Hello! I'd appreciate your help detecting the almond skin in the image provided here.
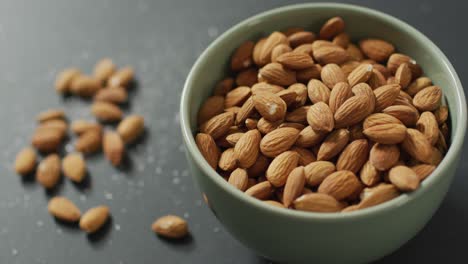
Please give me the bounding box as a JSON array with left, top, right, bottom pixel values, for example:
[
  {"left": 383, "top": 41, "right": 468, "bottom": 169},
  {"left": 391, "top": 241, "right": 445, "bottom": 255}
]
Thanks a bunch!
[
  {"left": 406, "top": 77, "right": 432, "bottom": 96},
  {"left": 411, "top": 164, "right": 436, "bottom": 181},
  {"left": 297, "top": 65, "right": 322, "bottom": 83},
  {"left": 293, "top": 193, "right": 342, "bottom": 212},
  {"left": 313, "top": 45, "right": 349, "bottom": 65},
  {"left": 14, "top": 147, "right": 37, "bottom": 175},
  {"left": 36, "top": 154, "right": 61, "bottom": 189},
  {"left": 48, "top": 197, "right": 81, "bottom": 222},
  {"left": 359, "top": 39, "right": 395, "bottom": 62},
  {"left": 257, "top": 118, "right": 282, "bottom": 134},
  {"left": 197, "top": 96, "right": 225, "bottom": 125},
  {"left": 108, "top": 66, "right": 134, "bottom": 88},
  {"left": 351, "top": 83, "right": 375, "bottom": 115},
  {"left": 363, "top": 113, "right": 402, "bottom": 129},
  {"left": 91, "top": 102, "right": 123, "bottom": 122},
  {"left": 359, "top": 160, "right": 381, "bottom": 186},
  {"left": 55, "top": 68, "right": 81, "bottom": 93},
  {"left": 369, "top": 143, "right": 400, "bottom": 171},
  {"left": 231, "top": 41, "right": 254, "bottom": 71},
  {"left": 228, "top": 168, "right": 249, "bottom": 191},
  {"left": 319, "top": 17, "right": 345, "bottom": 39},
  {"left": 252, "top": 92, "right": 287, "bottom": 122},
  {"left": 276, "top": 89, "right": 299, "bottom": 106},
  {"left": 79, "top": 206, "right": 110, "bottom": 233},
  {"left": 347, "top": 63, "right": 373, "bottom": 87},
  {"left": 304, "top": 161, "right": 336, "bottom": 186},
  {"left": 103, "top": 131, "right": 124, "bottom": 166},
  {"left": 291, "top": 146, "right": 316, "bottom": 166},
  {"left": 401, "top": 128, "right": 433, "bottom": 163},
  {"left": 307, "top": 79, "right": 330, "bottom": 104},
  {"left": 236, "top": 97, "right": 255, "bottom": 125},
  {"left": 334, "top": 96, "right": 370, "bottom": 128},
  {"left": 266, "top": 151, "right": 299, "bottom": 187},
  {"left": 62, "top": 153, "right": 86, "bottom": 183},
  {"left": 225, "top": 132, "right": 244, "bottom": 146},
  {"left": 260, "top": 127, "right": 299, "bottom": 157},
  {"left": 117, "top": 115, "right": 145, "bottom": 144},
  {"left": 93, "top": 58, "right": 116, "bottom": 83},
  {"left": 318, "top": 170, "right": 361, "bottom": 200},
  {"left": 31, "top": 126, "right": 63, "bottom": 153},
  {"left": 276, "top": 52, "right": 314, "bottom": 70},
  {"left": 286, "top": 106, "right": 309, "bottom": 124},
  {"left": 395, "top": 63, "right": 412, "bottom": 89},
  {"left": 214, "top": 77, "right": 234, "bottom": 96},
  {"left": 416, "top": 111, "right": 439, "bottom": 145},
  {"left": 37, "top": 109, "right": 66, "bottom": 123},
  {"left": 71, "top": 120, "right": 102, "bottom": 135},
  {"left": 225, "top": 86, "right": 251, "bottom": 108},
  {"left": 382, "top": 105, "right": 420, "bottom": 127},
  {"left": 251, "top": 82, "right": 284, "bottom": 94},
  {"left": 234, "top": 129, "right": 261, "bottom": 168},
  {"left": 387, "top": 53, "right": 422, "bottom": 77},
  {"left": 259, "top": 62, "right": 297, "bottom": 86},
  {"left": 236, "top": 68, "right": 258, "bottom": 87},
  {"left": 329, "top": 82, "right": 352, "bottom": 113},
  {"left": 295, "top": 126, "right": 326, "bottom": 148},
  {"left": 258, "top": 31, "right": 288, "bottom": 66},
  {"left": 75, "top": 130, "right": 102, "bottom": 154},
  {"left": 245, "top": 181, "right": 273, "bottom": 200},
  {"left": 357, "top": 184, "right": 400, "bottom": 210},
  {"left": 321, "top": 63, "right": 345, "bottom": 89},
  {"left": 271, "top": 44, "right": 293, "bottom": 62},
  {"left": 317, "top": 128, "right": 350, "bottom": 161},
  {"left": 283, "top": 166, "right": 306, "bottom": 207},
  {"left": 288, "top": 31, "right": 316, "bottom": 48},
  {"left": 218, "top": 148, "right": 237, "bottom": 171},
  {"left": 413, "top": 86, "right": 442, "bottom": 111},
  {"left": 373, "top": 84, "right": 401, "bottom": 112},
  {"left": 389, "top": 166, "right": 420, "bottom": 192},
  {"left": 336, "top": 139, "right": 369, "bottom": 173},
  {"left": 195, "top": 133, "right": 220, "bottom": 170},
  {"left": 200, "top": 112, "right": 235, "bottom": 140},
  {"left": 71, "top": 75, "right": 102, "bottom": 97},
  {"left": 247, "top": 154, "right": 270, "bottom": 178},
  {"left": 152, "top": 215, "right": 189, "bottom": 239},
  {"left": 434, "top": 105, "right": 449, "bottom": 125},
  {"left": 363, "top": 123, "right": 407, "bottom": 144}
]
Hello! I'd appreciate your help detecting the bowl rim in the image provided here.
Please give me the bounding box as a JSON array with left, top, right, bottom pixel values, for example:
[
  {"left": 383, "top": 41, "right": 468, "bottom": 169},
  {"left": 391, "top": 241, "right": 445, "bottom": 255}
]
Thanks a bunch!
[{"left": 180, "top": 2, "right": 467, "bottom": 221}]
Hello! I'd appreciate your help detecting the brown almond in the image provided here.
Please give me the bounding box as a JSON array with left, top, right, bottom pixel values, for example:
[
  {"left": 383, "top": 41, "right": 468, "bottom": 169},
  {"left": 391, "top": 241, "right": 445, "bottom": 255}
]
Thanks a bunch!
[
  {"left": 349, "top": 124, "right": 365, "bottom": 140},
  {"left": 295, "top": 126, "right": 326, "bottom": 148},
  {"left": 94, "top": 86, "right": 128, "bottom": 104},
  {"left": 259, "top": 62, "right": 297, "bottom": 86},
  {"left": 71, "top": 75, "right": 102, "bottom": 97},
  {"left": 332, "top": 32, "right": 350, "bottom": 48},
  {"left": 152, "top": 215, "right": 188, "bottom": 239},
  {"left": 231, "top": 41, "right": 255, "bottom": 71},
  {"left": 236, "top": 68, "right": 258, "bottom": 87},
  {"left": 94, "top": 58, "right": 116, "bottom": 83},
  {"left": 336, "top": 139, "right": 369, "bottom": 173},
  {"left": 117, "top": 115, "right": 145, "bottom": 144},
  {"left": 363, "top": 123, "right": 407, "bottom": 144},
  {"left": 359, "top": 160, "right": 381, "bottom": 186},
  {"left": 251, "top": 82, "right": 284, "bottom": 94},
  {"left": 214, "top": 77, "right": 234, "bottom": 96},
  {"left": 91, "top": 102, "right": 123, "bottom": 122},
  {"left": 318, "top": 170, "right": 361, "bottom": 200},
  {"left": 401, "top": 128, "right": 433, "bottom": 163},
  {"left": 369, "top": 143, "right": 400, "bottom": 171},
  {"left": 406, "top": 77, "right": 432, "bottom": 96},
  {"left": 291, "top": 147, "right": 316, "bottom": 166},
  {"left": 228, "top": 168, "right": 249, "bottom": 191},
  {"left": 288, "top": 83, "right": 308, "bottom": 107},
  {"left": 245, "top": 118, "right": 258, "bottom": 130},
  {"left": 48, "top": 197, "right": 81, "bottom": 222},
  {"left": 411, "top": 164, "right": 436, "bottom": 181},
  {"left": 200, "top": 112, "right": 235, "bottom": 139},
  {"left": 271, "top": 44, "right": 293, "bottom": 62},
  {"left": 39, "top": 119, "right": 68, "bottom": 138},
  {"left": 288, "top": 31, "right": 315, "bottom": 48},
  {"left": 351, "top": 83, "right": 375, "bottom": 115},
  {"left": 103, "top": 131, "right": 124, "bottom": 166},
  {"left": 260, "top": 127, "right": 299, "bottom": 157},
  {"left": 293, "top": 43, "right": 314, "bottom": 55},
  {"left": 387, "top": 53, "right": 422, "bottom": 77},
  {"left": 234, "top": 129, "right": 261, "bottom": 168},
  {"left": 55, "top": 68, "right": 81, "bottom": 93},
  {"left": 14, "top": 147, "right": 37, "bottom": 175},
  {"left": 257, "top": 118, "right": 281, "bottom": 134},
  {"left": 317, "top": 128, "right": 350, "bottom": 161},
  {"left": 346, "top": 44, "right": 364, "bottom": 61},
  {"left": 252, "top": 91, "right": 287, "bottom": 122},
  {"left": 413, "top": 86, "right": 442, "bottom": 111},
  {"left": 313, "top": 45, "right": 349, "bottom": 64},
  {"left": 258, "top": 32, "right": 288, "bottom": 66},
  {"left": 282, "top": 167, "right": 306, "bottom": 207},
  {"left": 357, "top": 184, "right": 400, "bottom": 209},
  {"left": 359, "top": 39, "right": 395, "bottom": 62},
  {"left": 307, "top": 102, "right": 334, "bottom": 132},
  {"left": 296, "top": 65, "right": 322, "bottom": 83},
  {"left": 218, "top": 148, "right": 238, "bottom": 171},
  {"left": 264, "top": 200, "right": 286, "bottom": 208},
  {"left": 108, "top": 66, "right": 134, "bottom": 88},
  {"left": 341, "top": 61, "right": 360, "bottom": 77},
  {"left": 247, "top": 154, "right": 270, "bottom": 178},
  {"left": 224, "top": 132, "right": 243, "bottom": 146},
  {"left": 253, "top": 38, "right": 267, "bottom": 66},
  {"left": 416, "top": 111, "right": 439, "bottom": 145},
  {"left": 373, "top": 84, "right": 401, "bottom": 112},
  {"left": 389, "top": 166, "right": 420, "bottom": 191},
  {"left": 285, "top": 106, "right": 309, "bottom": 124},
  {"left": 434, "top": 105, "right": 449, "bottom": 125},
  {"left": 195, "top": 133, "right": 220, "bottom": 170},
  {"left": 276, "top": 89, "right": 298, "bottom": 106},
  {"left": 334, "top": 95, "right": 370, "bottom": 128},
  {"left": 71, "top": 120, "right": 102, "bottom": 135},
  {"left": 293, "top": 193, "right": 342, "bottom": 212},
  {"left": 368, "top": 68, "right": 387, "bottom": 89},
  {"left": 395, "top": 63, "right": 412, "bottom": 89},
  {"left": 36, "top": 154, "right": 61, "bottom": 189},
  {"left": 245, "top": 181, "right": 273, "bottom": 200},
  {"left": 37, "top": 109, "right": 65, "bottom": 123},
  {"left": 307, "top": 79, "right": 330, "bottom": 104},
  {"left": 62, "top": 153, "right": 86, "bottom": 183},
  {"left": 329, "top": 82, "right": 352, "bottom": 113},
  {"left": 79, "top": 206, "right": 110, "bottom": 233},
  {"left": 319, "top": 17, "right": 345, "bottom": 39},
  {"left": 321, "top": 63, "right": 346, "bottom": 89},
  {"left": 383, "top": 105, "right": 420, "bottom": 127},
  {"left": 276, "top": 52, "right": 314, "bottom": 70},
  {"left": 75, "top": 129, "right": 102, "bottom": 154},
  {"left": 363, "top": 113, "right": 402, "bottom": 129},
  {"left": 266, "top": 151, "right": 299, "bottom": 187},
  {"left": 31, "top": 127, "right": 63, "bottom": 153},
  {"left": 225, "top": 86, "right": 251, "bottom": 108},
  {"left": 347, "top": 63, "right": 373, "bottom": 87},
  {"left": 304, "top": 161, "right": 336, "bottom": 186}
]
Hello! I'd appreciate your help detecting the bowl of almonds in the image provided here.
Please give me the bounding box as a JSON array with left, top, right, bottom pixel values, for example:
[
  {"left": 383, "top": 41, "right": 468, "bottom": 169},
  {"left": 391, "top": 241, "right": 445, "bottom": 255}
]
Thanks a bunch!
[{"left": 180, "top": 3, "right": 467, "bottom": 263}]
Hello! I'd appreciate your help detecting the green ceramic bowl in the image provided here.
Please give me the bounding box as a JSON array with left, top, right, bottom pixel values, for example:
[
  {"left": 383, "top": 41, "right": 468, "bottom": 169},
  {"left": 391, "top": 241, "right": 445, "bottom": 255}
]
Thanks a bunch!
[{"left": 180, "top": 3, "right": 467, "bottom": 263}]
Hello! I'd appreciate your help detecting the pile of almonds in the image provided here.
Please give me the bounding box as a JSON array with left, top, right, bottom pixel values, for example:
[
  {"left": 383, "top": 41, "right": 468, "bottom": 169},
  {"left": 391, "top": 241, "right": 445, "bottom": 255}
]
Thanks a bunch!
[
  {"left": 14, "top": 59, "right": 146, "bottom": 234},
  {"left": 196, "top": 17, "right": 450, "bottom": 213}
]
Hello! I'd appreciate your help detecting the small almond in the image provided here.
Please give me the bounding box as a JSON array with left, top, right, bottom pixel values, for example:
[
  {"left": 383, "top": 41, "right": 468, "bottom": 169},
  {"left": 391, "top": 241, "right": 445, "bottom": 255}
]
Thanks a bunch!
[
  {"left": 234, "top": 96, "right": 254, "bottom": 125},
  {"left": 336, "top": 139, "right": 369, "bottom": 173},
  {"left": 271, "top": 44, "right": 293, "bottom": 62},
  {"left": 313, "top": 45, "right": 349, "bottom": 65},
  {"left": 318, "top": 170, "right": 361, "bottom": 200},
  {"left": 351, "top": 83, "right": 375, "bottom": 115},
  {"left": 48, "top": 197, "right": 81, "bottom": 222},
  {"left": 117, "top": 115, "right": 145, "bottom": 144},
  {"left": 195, "top": 133, "right": 220, "bottom": 170},
  {"left": 288, "top": 31, "right": 315, "bottom": 48},
  {"left": 93, "top": 58, "right": 116, "bottom": 83},
  {"left": 334, "top": 95, "right": 370, "bottom": 128},
  {"left": 236, "top": 68, "right": 258, "bottom": 87},
  {"left": 363, "top": 123, "right": 407, "bottom": 144},
  {"left": 296, "top": 65, "right": 322, "bottom": 83},
  {"left": 225, "top": 132, "right": 244, "bottom": 146},
  {"left": 14, "top": 147, "right": 37, "bottom": 175},
  {"left": 79, "top": 206, "right": 110, "bottom": 233},
  {"left": 283, "top": 166, "right": 306, "bottom": 207},
  {"left": 71, "top": 120, "right": 102, "bottom": 135},
  {"left": 260, "top": 127, "right": 299, "bottom": 157},
  {"left": 317, "top": 129, "right": 349, "bottom": 161},
  {"left": 228, "top": 168, "right": 249, "bottom": 191},
  {"left": 266, "top": 151, "right": 299, "bottom": 187},
  {"left": 401, "top": 128, "right": 433, "bottom": 163},
  {"left": 368, "top": 68, "right": 387, "bottom": 89},
  {"left": 359, "top": 160, "right": 381, "bottom": 186},
  {"left": 357, "top": 184, "right": 400, "bottom": 209},
  {"left": 388, "top": 166, "right": 420, "bottom": 191},
  {"left": 406, "top": 77, "right": 432, "bottom": 96},
  {"left": 251, "top": 82, "right": 284, "bottom": 94},
  {"left": 259, "top": 62, "right": 297, "bottom": 86},
  {"left": 411, "top": 164, "right": 436, "bottom": 181},
  {"left": 373, "top": 84, "right": 401, "bottom": 112},
  {"left": 369, "top": 143, "right": 400, "bottom": 171},
  {"left": 152, "top": 215, "right": 188, "bottom": 239},
  {"left": 108, "top": 66, "right": 134, "bottom": 88},
  {"left": 293, "top": 193, "right": 342, "bottom": 212},
  {"left": 359, "top": 39, "right": 395, "bottom": 62},
  {"left": 346, "top": 44, "right": 364, "bottom": 61},
  {"left": 363, "top": 113, "right": 402, "bottom": 129},
  {"left": 285, "top": 106, "right": 309, "bottom": 124},
  {"left": 416, "top": 111, "right": 439, "bottom": 145},
  {"left": 231, "top": 41, "right": 255, "bottom": 71},
  {"left": 214, "top": 77, "right": 234, "bottom": 96},
  {"left": 234, "top": 129, "right": 261, "bottom": 168},
  {"left": 94, "top": 86, "right": 128, "bottom": 104},
  {"left": 252, "top": 91, "right": 287, "bottom": 122},
  {"left": 36, "top": 154, "right": 61, "bottom": 189},
  {"left": 307, "top": 79, "right": 330, "bottom": 104},
  {"left": 276, "top": 89, "right": 298, "bottom": 106},
  {"left": 295, "top": 126, "right": 326, "bottom": 148},
  {"left": 257, "top": 117, "right": 282, "bottom": 134},
  {"left": 276, "top": 52, "right": 314, "bottom": 70},
  {"left": 395, "top": 63, "right": 412, "bottom": 89},
  {"left": 319, "top": 17, "right": 345, "bottom": 39},
  {"left": 71, "top": 75, "right": 102, "bottom": 97},
  {"left": 304, "top": 161, "right": 336, "bottom": 186},
  {"left": 434, "top": 105, "right": 449, "bottom": 125},
  {"left": 332, "top": 32, "right": 350, "bottom": 48},
  {"left": 413, "top": 86, "right": 442, "bottom": 111},
  {"left": 37, "top": 109, "right": 66, "bottom": 123},
  {"left": 75, "top": 130, "right": 102, "bottom": 154},
  {"left": 382, "top": 105, "right": 420, "bottom": 127},
  {"left": 225, "top": 86, "right": 251, "bottom": 108},
  {"left": 200, "top": 112, "right": 235, "bottom": 140},
  {"left": 258, "top": 32, "right": 288, "bottom": 66},
  {"left": 347, "top": 63, "right": 373, "bottom": 87},
  {"left": 103, "top": 131, "right": 124, "bottom": 166},
  {"left": 306, "top": 102, "right": 334, "bottom": 132},
  {"left": 62, "top": 153, "right": 86, "bottom": 182},
  {"left": 321, "top": 64, "right": 346, "bottom": 89},
  {"left": 387, "top": 53, "right": 422, "bottom": 77},
  {"left": 55, "top": 68, "right": 81, "bottom": 93},
  {"left": 247, "top": 154, "right": 270, "bottom": 178},
  {"left": 91, "top": 102, "right": 123, "bottom": 122},
  {"left": 329, "top": 82, "right": 352, "bottom": 113},
  {"left": 291, "top": 146, "right": 316, "bottom": 166},
  {"left": 32, "top": 126, "right": 63, "bottom": 153},
  {"left": 218, "top": 148, "right": 238, "bottom": 171},
  {"left": 245, "top": 181, "right": 273, "bottom": 200}
]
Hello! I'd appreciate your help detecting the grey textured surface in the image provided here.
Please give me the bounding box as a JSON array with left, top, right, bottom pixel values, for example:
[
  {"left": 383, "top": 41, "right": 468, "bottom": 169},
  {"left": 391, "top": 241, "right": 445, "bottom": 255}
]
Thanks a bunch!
[{"left": 0, "top": 0, "right": 466, "bottom": 263}]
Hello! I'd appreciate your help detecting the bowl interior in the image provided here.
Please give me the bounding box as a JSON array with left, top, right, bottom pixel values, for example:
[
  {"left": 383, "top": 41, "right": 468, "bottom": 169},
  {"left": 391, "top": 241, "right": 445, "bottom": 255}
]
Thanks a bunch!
[{"left": 181, "top": 3, "right": 466, "bottom": 218}]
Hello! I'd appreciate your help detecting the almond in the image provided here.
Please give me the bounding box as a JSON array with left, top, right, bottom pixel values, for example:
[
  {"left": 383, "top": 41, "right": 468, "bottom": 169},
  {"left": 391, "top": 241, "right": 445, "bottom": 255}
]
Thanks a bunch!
[
  {"left": 358, "top": 39, "right": 395, "bottom": 62},
  {"left": 93, "top": 58, "right": 116, "bottom": 83},
  {"left": 152, "top": 215, "right": 188, "bottom": 239},
  {"left": 39, "top": 119, "right": 68, "bottom": 138},
  {"left": 395, "top": 63, "right": 412, "bottom": 89},
  {"left": 293, "top": 193, "right": 342, "bottom": 212},
  {"left": 214, "top": 77, "right": 234, "bottom": 96},
  {"left": 75, "top": 129, "right": 102, "bottom": 154},
  {"left": 336, "top": 139, "right": 369, "bottom": 173},
  {"left": 247, "top": 154, "right": 270, "bottom": 178},
  {"left": 245, "top": 181, "right": 273, "bottom": 200},
  {"left": 195, "top": 133, "right": 220, "bottom": 170},
  {"left": 416, "top": 111, "right": 439, "bottom": 145},
  {"left": 276, "top": 52, "right": 314, "bottom": 70},
  {"left": 293, "top": 43, "right": 314, "bottom": 55},
  {"left": 276, "top": 89, "right": 298, "bottom": 106},
  {"left": 319, "top": 17, "right": 345, "bottom": 39},
  {"left": 71, "top": 120, "right": 102, "bottom": 135},
  {"left": 382, "top": 105, "right": 420, "bottom": 127},
  {"left": 363, "top": 123, "right": 407, "bottom": 144},
  {"left": 318, "top": 170, "right": 361, "bottom": 200},
  {"left": 313, "top": 45, "right": 349, "bottom": 64},
  {"left": 304, "top": 161, "right": 336, "bottom": 186},
  {"left": 357, "top": 184, "right": 399, "bottom": 209},
  {"left": 31, "top": 127, "right": 63, "bottom": 153},
  {"left": 359, "top": 160, "right": 381, "bottom": 186},
  {"left": 368, "top": 68, "right": 387, "bottom": 89},
  {"left": 260, "top": 127, "right": 299, "bottom": 157},
  {"left": 225, "top": 86, "right": 251, "bottom": 108},
  {"left": 258, "top": 32, "right": 288, "bottom": 66},
  {"left": 251, "top": 82, "right": 284, "bottom": 94},
  {"left": 259, "top": 62, "right": 297, "bottom": 86},
  {"left": 388, "top": 166, "right": 420, "bottom": 191},
  {"left": 401, "top": 128, "right": 433, "bottom": 163},
  {"left": 387, "top": 53, "right": 422, "bottom": 77},
  {"left": 103, "top": 131, "right": 124, "bottom": 166},
  {"left": 117, "top": 115, "right": 145, "bottom": 144},
  {"left": 266, "top": 151, "right": 299, "bottom": 187},
  {"left": 296, "top": 65, "right": 322, "bottom": 83},
  {"left": 334, "top": 95, "right": 370, "bottom": 128},
  {"left": 406, "top": 77, "right": 432, "bottom": 96},
  {"left": 287, "top": 83, "right": 308, "bottom": 107},
  {"left": 411, "top": 164, "right": 436, "bottom": 181},
  {"left": 234, "top": 129, "right": 261, "bottom": 168},
  {"left": 108, "top": 66, "right": 134, "bottom": 88},
  {"left": 321, "top": 63, "right": 345, "bottom": 89},
  {"left": 231, "top": 41, "right": 255, "bottom": 71},
  {"left": 307, "top": 79, "right": 330, "bottom": 104},
  {"left": 36, "top": 154, "right": 61, "bottom": 189},
  {"left": 14, "top": 147, "right": 37, "bottom": 175},
  {"left": 55, "top": 68, "right": 81, "bottom": 93},
  {"left": 271, "top": 44, "right": 293, "bottom": 62},
  {"left": 346, "top": 44, "right": 364, "bottom": 61},
  {"left": 373, "top": 84, "right": 401, "bottom": 112},
  {"left": 329, "top": 82, "right": 352, "bottom": 113},
  {"left": 434, "top": 105, "right": 449, "bottom": 125},
  {"left": 413, "top": 86, "right": 442, "bottom": 111},
  {"left": 369, "top": 143, "right": 400, "bottom": 171},
  {"left": 200, "top": 112, "right": 235, "bottom": 139},
  {"left": 252, "top": 38, "right": 267, "bottom": 66},
  {"left": 62, "top": 153, "right": 86, "bottom": 183},
  {"left": 283, "top": 166, "right": 306, "bottom": 207},
  {"left": 295, "top": 126, "right": 326, "bottom": 148},
  {"left": 257, "top": 117, "right": 282, "bottom": 134},
  {"left": 225, "top": 132, "right": 244, "bottom": 147},
  {"left": 341, "top": 61, "right": 360, "bottom": 76},
  {"left": 228, "top": 168, "right": 249, "bottom": 191},
  {"left": 91, "top": 102, "right": 123, "bottom": 122},
  {"left": 79, "top": 206, "right": 110, "bottom": 233},
  {"left": 218, "top": 148, "right": 238, "bottom": 171},
  {"left": 252, "top": 91, "right": 287, "bottom": 122},
  {"left": 306, "top": 102, "right": 334, "bottom": 132},
  {"left": 347, "top": 63, "right": 373, "bottom": 87},
  {"left": 37, "top": 109, "right": 65, "bottom": 123},
  {"left": 291, "top": 146, "right": 316, "bottom": 166},
  {"left": 363, "top": 113, "right": 402, "bottom": 129},
  {"left": 245, "top": 118, "right": 258, "bottom": 130},
  {"left": 332, "top": 32, "right": 350, "bottom": 48},
  {"left": 94, "top": 86, "right": 128, "bottom": 104},
  {"left": 285, "top": 106, "right": 309, "bottom": 124},
  {"left": 351, "top": 83, "right": 375, "bottom": 115},
  {"left": 236, "top": 68, "right": 258, "bottom": 87},
  {"left": 264, "top": 200, "right": 286, "bottom": 208},
  {"left": 48, "top": 197, "right": 81, "bottom": 222},
  {"left": 71, "top": 75, "right": 102, "bottom": 97},
  {"left": 317, "top": 128, "right": 349, "bottom": 161}
]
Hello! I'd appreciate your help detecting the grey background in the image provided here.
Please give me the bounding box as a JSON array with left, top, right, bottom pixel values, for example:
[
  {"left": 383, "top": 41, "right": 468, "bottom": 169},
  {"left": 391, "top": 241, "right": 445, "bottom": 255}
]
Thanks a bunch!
[{"left": 0, "top": 0, "right": 466, "bottom": 263}]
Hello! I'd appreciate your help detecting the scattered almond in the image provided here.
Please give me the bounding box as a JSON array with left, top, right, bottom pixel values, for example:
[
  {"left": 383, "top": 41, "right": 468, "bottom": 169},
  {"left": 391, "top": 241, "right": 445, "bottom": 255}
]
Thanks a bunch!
[
  {"left": 14, "top": 147, "right": 37, "bottom": 175},
  {"left": 388, "top": 166, "right": 420, "bottom": 192},
  {"left": 152, "top": 215, "right": 189, "bottom": 239},
  {"left": 91, "top": 101, "right": 123, "bottom": 122},
  {"left": 103, "top": 131, "right": 124, "bottom": 166},
  {"left": 48, "top": 197, "right": 81, "bottom": 222},
  {"left": 62, "top": 153, "right": 86, "bottom": 183},
  {"left": 79, "top": 206, "right": 110, "bottom": 233},
  {"left": 36, "top": 154, "right": 61, "bottom": 189},
  {"left": 75, "top": 129, "right": 102, "bottom": 154},
  {"left": 108, "top": 66, "right": 134, "bottom": 88},
  {"left": 117, "top": 115, "right": 145, "bottom": 144},
  {"left": 37, "top": 109, "right": 65, "bottom": 123},
  {"left": 94, "top": 86, "right": 128, "bottom": 104},
  {"left": 55, "top": 68, "right": 81, "bottom": 93}
]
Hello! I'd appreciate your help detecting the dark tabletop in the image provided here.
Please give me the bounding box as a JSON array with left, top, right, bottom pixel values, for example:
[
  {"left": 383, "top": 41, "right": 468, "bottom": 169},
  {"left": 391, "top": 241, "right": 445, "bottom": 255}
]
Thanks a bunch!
[{"left": 0, "top": 0, "right": 466, "bottom": 263}]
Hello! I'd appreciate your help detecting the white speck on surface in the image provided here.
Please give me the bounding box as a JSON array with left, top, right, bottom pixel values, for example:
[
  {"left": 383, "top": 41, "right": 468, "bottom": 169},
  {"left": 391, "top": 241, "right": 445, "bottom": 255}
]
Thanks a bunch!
[
  {"left": 11, "top": 248, "right": 18, "bottom": 256},
  {"left": 79, "top": 195, "right": 87, "bottom": 202},
  {"left": 267, "top": 103, "right": 278, "bottom": 115},
  {"left": 208, "top": 26, "right": 219, "bottom": 38},
  {"left": 213, "top": 227, "right": 220, "bottom": 233},
  {"left": 183, "top": 212, "right": 189, "bottom": 219},
  {"left": 36, "top": 220, "right": 44, "bottom": 227},
  {"left": 172, "top": 177, "right": 180, "bottom": 185},
  {"left": 115, "top": 224, "right": 121, "bottom": 231},
  {"left": 155, "top": 167, "right": 162, "bottom": 175},
  {"left": 56, "top": 228, "right": 62, "bottom": 234},
  {"left": 104, "top": 191, "right": 113, "bottom": 200}
]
